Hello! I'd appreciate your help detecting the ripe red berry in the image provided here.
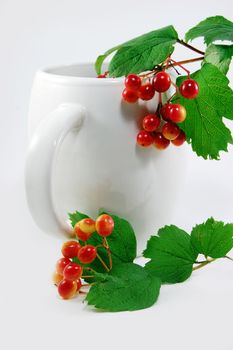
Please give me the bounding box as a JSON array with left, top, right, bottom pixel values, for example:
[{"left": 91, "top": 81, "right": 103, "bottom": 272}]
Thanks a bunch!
[
  {"left": 63, "top": 263, "right": 83, "bottom": 281},
  {"left": 78, "top": 245, "right": 97, "bottom": 264},
  {"left": 153, "top": 71, "right": 171, "bottom": 92},
  {"left": 160, "top": 103, "right": 173, "bottom": 121},
  {"left": 122, "top": 89, "right": 138, "bottom": 103},
  {"left": 154, "top": 133, "right": 170, "bottom": 150},
  {"left": 168, "top": 104, "right": 186, "bottom": 123},
  {"left": 180, "top": 79, "right": 199, "bottom": 99},
  {"left": 56, "top": 257, "right": 71, "bottom": 275},
  {"left": 137, "top": 130, "right": 154, "bottom": 147},
  {"left": 78, "top": 218, "right": 96, "bottom": 234},
  {"left": 142, "top": 114, "right": 160, "bottom": 132},
  {"left": 96, "top": 214, "right": 114, "bottom": 237},
  {"left": 172, "top": 130, "right": 186, "bottom": 146},
  {"left": 74, "top": 223, "right": 92, "bottom": 241},
  {"left": 125, "top": 74, "right": 141, "bottom": 91},
  {"left": 97, "top": 74, "right": 106, "bottom": 78},
  {"left": 58, "top": 279, "right": 77, "bottom": 299},
  {"left": 61, "top": 241, "right": 81, "bottom": 259},
  {"left": 162, "top": 122, "right": 180, "bottom": 141},
  {"left": 138, "top": 83, "right": 155, "bottom": 100}
]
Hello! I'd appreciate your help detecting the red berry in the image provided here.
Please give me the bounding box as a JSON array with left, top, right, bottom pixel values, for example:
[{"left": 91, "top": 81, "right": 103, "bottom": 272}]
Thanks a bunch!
[
  {"left": 74, "top": 224, "right": 92, "bottom": 241},
  {"left": 76, "top": 279, "right": 82, "bottom": 292},
  {"left": 56, "top": 257, "right": 71, "bottom": 275},
  {"left": 96, "top": 214, "right": 114, "bottom": 237},
  {"left": 160, "top": 103, "right": 173, "bottom": 121},
  {"left": 180, "top": 79, "right": 199, "bottom": 99},
  {"left": 138, "top": 83, "right": 155, "bottom": 100},
  {"left": 172, "top": 130, "right": 186, "bottom": 146},
  {"left": 137, "top": 130, "right": 154, "bottom": 147},
  {"left": 168, "top": 104, "right": 186, "bottom": 123},
  {"left": 58, "top": 279, "right": 77, "bottom": 299},
  {"left": 61, "top": 241, "right": 81, "bottom": 259},
  {"left": 154, "top": 133, "right": 170, "bottom": 150},
  {"left": 122, "top": 89, "right": 138, "bottom": 103},
  {"left": 97, "top": 74, "right": 106, "bottom": 78},
  {"left": 162, "top": 122, "right": 180, "bottom": 141},
  {"left": 78, "top": 218, "right": 96, "bottom": 234},
  {"left": 142, "top": 114, "right": 160, "bottom": 132},
  {"left": 52, "top": 271, "right": 63, "bottom": 286},
  {"left": 78, "top": 245, "right": 97, "bottom": 264},
  {"left": 153, "top": 71, "right": 171, "bottom": 92},
  {"left": 125, "top": 74, "right": 141, "bottom": 91},
  {"left": 63, "top": 263, "right": 83, "bottom": 281}
]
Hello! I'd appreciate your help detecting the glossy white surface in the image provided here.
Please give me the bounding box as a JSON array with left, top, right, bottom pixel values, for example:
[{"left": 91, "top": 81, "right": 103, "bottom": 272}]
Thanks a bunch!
[{"left": 26, "top": 63, "right": 188, "bottom": 252}]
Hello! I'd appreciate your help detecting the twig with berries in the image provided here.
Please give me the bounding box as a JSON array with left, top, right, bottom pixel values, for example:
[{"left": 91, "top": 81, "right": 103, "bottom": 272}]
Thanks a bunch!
[{"left": 53, "top": 214, "right": 115, "bottom": 300}]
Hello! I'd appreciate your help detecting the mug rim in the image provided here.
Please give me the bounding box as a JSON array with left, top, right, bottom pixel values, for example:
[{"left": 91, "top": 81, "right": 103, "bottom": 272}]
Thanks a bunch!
[{"left": 37, "top": 62, "right": 125, "bottom": 85}]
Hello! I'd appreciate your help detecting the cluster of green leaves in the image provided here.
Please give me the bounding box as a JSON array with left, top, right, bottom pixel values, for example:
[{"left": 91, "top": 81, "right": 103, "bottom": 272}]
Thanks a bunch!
[
  {"left": 95, "top": 15, "right": 233, "bottom": 160},
  {"left": 69, "top": 212, "right": 233, "bottom": 312},
  {"left": 144, "top": 218, "right": 233, "bottom": 284}
]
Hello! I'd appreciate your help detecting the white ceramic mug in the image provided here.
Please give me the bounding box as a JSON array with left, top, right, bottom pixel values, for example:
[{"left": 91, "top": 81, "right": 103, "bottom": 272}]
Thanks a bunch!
[{"left": 25, "top": 63, "right": 187, "bottom": 252}]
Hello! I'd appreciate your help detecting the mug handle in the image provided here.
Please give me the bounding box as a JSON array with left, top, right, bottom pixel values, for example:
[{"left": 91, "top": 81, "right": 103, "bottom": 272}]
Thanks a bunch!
[{"left": 25, "top": 103, "right": 86, "bottom": 236}]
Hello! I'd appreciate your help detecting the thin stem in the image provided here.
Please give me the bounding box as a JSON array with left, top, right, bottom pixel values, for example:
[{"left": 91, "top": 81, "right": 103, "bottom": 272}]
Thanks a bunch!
[
  {"left": 83, "top": 266, "right": 95, "bottom": 272},
  {"left": 193, "top": 258, "right": 216, "bottom": 271},
  {"left": 81, "top": 275, "right": 95, "bottom": 278},
  {"left": 224, "top": 255, "right": 233, "bottom": 262},
  {"left": 177, "top": 39, "right": 205, "bottom": 55},
  {"left": 103, "top": 237, "right": 113, "bottom": 270},
  {"left": 81, "top": 282, "right": 97, "bottom": 287},
  {"left": 169, "top": 58, "right": 190, "bottom": 78},
  {"left": 96, "top": 253, "right": 110, "bottom": 272},
  {"left": 139, "top": 57, "right": 204, "bottom": 79}
]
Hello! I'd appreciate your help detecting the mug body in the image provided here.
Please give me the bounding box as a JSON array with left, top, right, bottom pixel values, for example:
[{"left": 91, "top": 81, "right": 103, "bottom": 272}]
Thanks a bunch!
[{"left": 28, "top": 63, "right": 187, "bottom": 252}]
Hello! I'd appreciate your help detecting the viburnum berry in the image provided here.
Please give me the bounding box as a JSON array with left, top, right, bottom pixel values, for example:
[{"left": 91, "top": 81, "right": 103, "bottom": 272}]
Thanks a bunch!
[
  {"left": 58, "top": 279, "right": 77, "bottom": 299},
  {"left": 142, "top": 114, "right": 160, "bottom": 132},
  {"left": 52, "top": 271, "right": 63, "bottom": 286},
  {"left": 125, "top": 74, "right": 141, "bottom": 91},
  {"left": 61, "top": 241, "right": 81, "bottom": 259},
  {"left": 153, "top": 71, "right": 171, "bottom": 92},
  {"left": 96, "top": 214, "right": 114, "bottom": 237},
  {"left": 63, "top": 262, "right": 83, "bottom": 281},
  {"left": 78, "top": 218, "right": 96, "bottom": 234},
  {"left": 154, "top": 133, "right": 170, "bottom": 150},
  {"left": 160, "top": 103, "right": 173, "bottom": 121},
  {"left": 97, "top": 74, "right": 106, "bottom": 78},
  {"left": 138, "top": 83, "right": 155, "bottom": 100},
  {"left": 122, "top": 89, "right": 138, "bottom": 103},
  {"left": 56, "top": 257, "right": 71, "bottom": 275},
  {"left": 137, "top": 130, "right": 154, "bottom": 147},
  {"left": 78, "top": 245, "right": 97, "bottom": 264},
  {"left": 180, "top": 79, "right": 199, "bottom": 99},
  {"left": 168, "top": 104, "right": 186, "bottom": 123},
  {"left": 162, "top": 122, "right": 180, "bottom": 141},
  {"left": 74, "top": 223, "right": 92, "bottom": 241},
  {"left": 172, "top": 130, "right": 186, "bottom": 146}
]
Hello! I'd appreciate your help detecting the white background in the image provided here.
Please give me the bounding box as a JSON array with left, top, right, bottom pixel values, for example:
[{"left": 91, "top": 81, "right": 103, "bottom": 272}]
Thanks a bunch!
[{"left": 1, "top": 0, "right": 233, "bottom": 349}]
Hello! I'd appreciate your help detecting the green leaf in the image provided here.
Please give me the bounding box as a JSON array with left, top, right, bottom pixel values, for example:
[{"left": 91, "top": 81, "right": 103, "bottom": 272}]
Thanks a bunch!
[
  {"left": 108, "top": 26, "right": 178, "bottom": 77},
  {"left": 174, "top": 63, "right": 233, "bottom": 159},
  {"left": 185, "top": 16, "right": 233, "bottom": 45},
  {"left": 191, "top": 218, "right": 233, "bottom": 259},
  {"left": 95, "top": 45, "right": 121, "bottom": 75},
  {"left": 204, "top": 44, "right": 233, "bottom": 74},
  {"left": 68, "top": 211, "right": 88, "bottom": 228},
  {"left": 144, "top": 225, "right": 198, "bottom": 283},
  {"left": 86, "top": 263, "right": 161, "bottom": 312}
]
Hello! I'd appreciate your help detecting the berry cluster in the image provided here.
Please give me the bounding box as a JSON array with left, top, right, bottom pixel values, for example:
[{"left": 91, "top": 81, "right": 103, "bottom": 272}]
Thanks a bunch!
[
  {"left": 53, "top": 214, "right": 114, "bottom": 300},
  {"left": 121, "top": 60, "right": 199, "bottom": 151}
]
